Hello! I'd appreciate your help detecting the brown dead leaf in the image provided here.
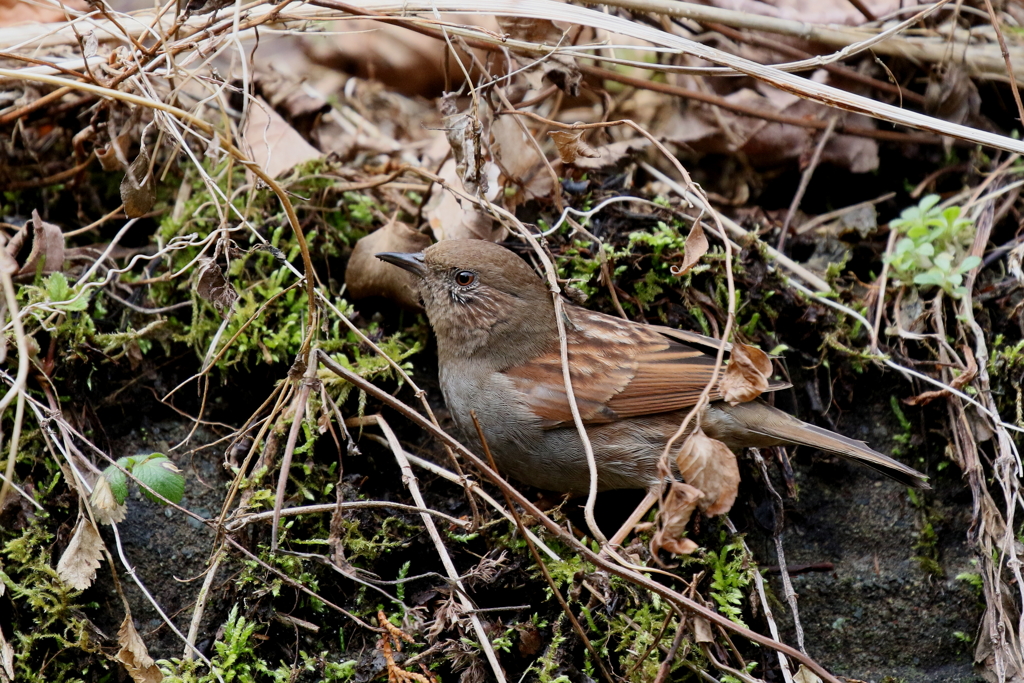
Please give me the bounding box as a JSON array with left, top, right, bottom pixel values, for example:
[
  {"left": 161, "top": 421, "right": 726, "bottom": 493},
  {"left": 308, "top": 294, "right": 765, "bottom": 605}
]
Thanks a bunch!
[
  {"left": 90, "top": 477, "right": 127, "bottom": 525},
  {"left": 346, "top": 216, "right": 430, "bottom": 309},
  {"left": 194, "top": 258, "right": 238, "bottom": 318},
  {"left": 244, "top": 96, "right": 320, "bottom": 179},
  {"left": 650, "top": 482, "right": 702, "bottom": 556},
  {"left": 120, "top": 150, "right": 156, "bottom": 218},
  {"left": 346, "top": 216, "right": 431, "bottom": 309},
  {"left": 792, "top": 665, "right": 824, "bottom": 683},
  {"left": 116, "top": 614, "right": 162, "bottom": 683},
  {"left": 549, "top": 130, "right": 599, "bottom": 165},
  {"left": 252, "top": 70, "right": 329, "bottom": 139},
  {"left": 302, "top": 18, "right": 491, "bottom": 98},
  {"left": 490, "top": 116, "right": 554, "bottom": 201},
  {"left": 675, "top": 427, "right": 740, "bottom": 516},
  {"left": 5, "top": 209, "right": 65, "bottom": 278},
  {"left": 56, "top": 516, "right": 105, "bottom": 590},
  {"left": 571, "top": 138, "right": 650, "bottom": 171},
  {"left": 692, "top": 616, "right": 714, "bottom": 643},
  {"left": 0, "top": 0, "right": 87, "bottom": 26},
  {"left": 440, "top": 94, "right": 487, "bottom": 197},
  {"left": 496, "top": 16, "right": 581, "bottom": 96},
  {"left": 425, "top": 159, "right": 505, "bottom": 242},
  {"left": 97, "top": 133, "right": 131, "bottom": 172},
  {"left": 672, "top": 222, "right": 708, "bottom": 277},
  {"left": 925, "top": 64, "right": 981, "bottom": 130},
  {"left": 720, "top": 342, "right": 772, "bottom": 405}
]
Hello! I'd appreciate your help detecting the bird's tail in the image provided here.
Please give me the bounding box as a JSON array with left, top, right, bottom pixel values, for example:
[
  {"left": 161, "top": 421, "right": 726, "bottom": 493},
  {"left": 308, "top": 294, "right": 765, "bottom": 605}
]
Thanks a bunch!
[{"left": 705, "top": 400, "right": 930, "bottom": 489}]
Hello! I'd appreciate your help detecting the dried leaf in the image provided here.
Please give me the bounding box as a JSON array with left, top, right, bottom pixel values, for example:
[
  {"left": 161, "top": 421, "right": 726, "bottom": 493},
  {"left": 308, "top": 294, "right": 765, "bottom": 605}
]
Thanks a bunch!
[
  {"left": 925, "top": 64, "right": 980, "bottom": 128},
  {"left": 116, "top": 615, "right": 162, "bottom": 683},
  {"left": 243, "top": 96, "right": 320, "bottom": 179},
  {"left": 1008, "top": 242, "right": 1024, "bottom": 283},
  {"left": 97, "top": 133, "right": 131, "bottom": 172},
  {"left": 496, "top": 16, "right": 581, "bottom": 96},
  {"left": 6, "top": 209, "right": 65, "bottom": 278},
  {"left": 692, "top": 616, "right": 714, "bottom": 643},
  {"left": 672, "top": 222, "right": 708, "bottom": 277},
  {"left": 650, "top": 482, "right": 702, "bottom": 556},
  {"left": 425, "top": 159, "right": 505, "bottom": 242},
  {"left": 83, "top": 30, "right": 98, "bottom": 59},
  {"left": 346, "top": 216, "right": 431, "bottom": 309},
  {"left": 490, "top": 115, "right": 554, "bottom": 201},
  {"left": 720, "top": 342, "right": 772, "bottom": 405},
  {"left": 194, "top": 258, "right": 238, "bottom": 318},
  {"left": 90, "top": 476, "right": 127, "bottom": 525},
  {"left": 792, "top": 665, "right": 823, "bottom": 683},
  {"left": 549, "top": 130, "right": 599, "bottom": 165},
  {"left": 675, "top": 427, "right": 740, "bottom": 516},
  {"left": 440, "top": 94, "right": 487, "bottom": 197},
  {"left": 0, "top": 0, "right": 87, "bottom": 25},
  {"left": 120, "top": 150, "right": 155, "bottom": 218},
  {"left": 56, "top": 516, "right": 104, "bottom": 590},
  {"left": 570, "top": 137, "right": 650, "bottom": 171},
  {"left": 302, "top": 18, "right": 493, "bottom": 98}
]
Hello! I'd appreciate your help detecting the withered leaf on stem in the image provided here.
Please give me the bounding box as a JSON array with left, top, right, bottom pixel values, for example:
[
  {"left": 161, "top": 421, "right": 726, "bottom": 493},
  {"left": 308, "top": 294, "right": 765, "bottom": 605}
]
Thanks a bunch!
[
  {"left": 650, "top": 482, "right": 702, "bottom": 556},
  {"left": 116, "top": 615, "right": 162, "bottom": 683},
  {"left": 720, "top": 342, "right": 772, "bottom": 405},
  {"left": 346, "top": 216, "right": 431, "bottom": 310},
  {"left": 675, "top": 426, "right": 740, "bottom": 516},
  {"left": 56, "top": 515, "right": 105, "bottom": 590},
  {"left": 549, "top": 130, "right": 599, "bottom": 165},
  {"left": 440, "top": 94, "right": 487, "bottom": 197},
  {"left": 671, "top": 222, "right": 708, "bottom": 277},
  {"left": 195, "top": 258, "right": 238, "bottom": 318},
  {"left": 89, "top": 476, "right": 127, "bottom": 524},
  {"left": 120, "top": 150, "right": 155, "bottom": 218},
  {"left": 5, "top": 209, "right": 65, "bottom": 278},
  {"left": 97, "top": 133, "right": 131, "bottom": 172}
]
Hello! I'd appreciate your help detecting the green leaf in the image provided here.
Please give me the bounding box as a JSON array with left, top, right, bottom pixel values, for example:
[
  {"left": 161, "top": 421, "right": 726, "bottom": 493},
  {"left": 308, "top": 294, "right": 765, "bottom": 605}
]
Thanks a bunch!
[
  {"left": 919, "top": 194, "right": 941, "bottom": 213},
  {"left": 45, "top": 273, "right": 90, "bottom": 311},
  {"left": 933, "top": 252, "right": 954, "bottom": 272},
  {"left": 958, "top": 255, "right": 982, "bottom": 273},
  {"left": 913, "top": 270, "right": 944, "bottom": 287},
  {"left": 131, "top": 454, "right": 185, "bottom": 504},
  {"left": 103, "top": 464, "right": 129, "bottom": 505}
]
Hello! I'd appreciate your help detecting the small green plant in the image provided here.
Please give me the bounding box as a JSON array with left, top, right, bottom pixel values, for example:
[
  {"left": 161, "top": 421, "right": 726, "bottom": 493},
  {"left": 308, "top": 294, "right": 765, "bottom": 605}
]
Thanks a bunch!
[
  {"left": 704, "top": 534, "right": 754, "bottom": 627},
  {"left": 885, "top": 194, "right": 980, "bottom": 298},
  {"left": 91, "top": 453, "right": 185, "bottom": 512},
  {"left": 956, "top": 570, "right": 984, "bottom": 595}
]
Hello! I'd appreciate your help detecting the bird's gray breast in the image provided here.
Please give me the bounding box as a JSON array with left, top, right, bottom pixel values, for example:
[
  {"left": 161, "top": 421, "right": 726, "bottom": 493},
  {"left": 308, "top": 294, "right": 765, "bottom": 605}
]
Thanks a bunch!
[{"left": 438, "top": 360, "right": 579, "bottom": 490}]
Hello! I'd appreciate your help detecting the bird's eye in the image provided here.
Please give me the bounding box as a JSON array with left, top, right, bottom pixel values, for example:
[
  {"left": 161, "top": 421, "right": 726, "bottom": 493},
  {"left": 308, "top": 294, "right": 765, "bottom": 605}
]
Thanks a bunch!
[{"left": 454, "top": 270, "right": 476, "bottom": 287}]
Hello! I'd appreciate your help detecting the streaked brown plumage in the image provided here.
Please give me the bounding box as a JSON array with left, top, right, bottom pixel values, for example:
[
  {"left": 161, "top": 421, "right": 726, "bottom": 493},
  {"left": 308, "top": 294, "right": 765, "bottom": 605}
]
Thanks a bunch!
[{"left": 377, "top": 239, "right": 929, "bottom": 495}]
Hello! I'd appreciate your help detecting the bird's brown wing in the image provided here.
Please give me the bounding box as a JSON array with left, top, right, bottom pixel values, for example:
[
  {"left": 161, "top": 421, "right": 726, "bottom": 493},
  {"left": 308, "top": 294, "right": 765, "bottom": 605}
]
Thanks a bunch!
[{"left": 503, "top": 306, "right": 737, "bottom": 428}]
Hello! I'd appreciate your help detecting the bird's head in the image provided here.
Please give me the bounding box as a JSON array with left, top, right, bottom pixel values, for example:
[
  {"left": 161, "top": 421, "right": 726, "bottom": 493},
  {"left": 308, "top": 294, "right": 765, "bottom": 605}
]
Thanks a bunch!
[{"left": 377, "top": 240, "right": 556, "bottom": 363}]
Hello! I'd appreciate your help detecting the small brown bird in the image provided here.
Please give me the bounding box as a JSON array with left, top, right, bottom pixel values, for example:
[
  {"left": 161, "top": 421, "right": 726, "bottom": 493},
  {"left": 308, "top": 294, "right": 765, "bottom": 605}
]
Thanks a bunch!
[{"left": 377, "top": 240, "right": 928, "bottom": 497}]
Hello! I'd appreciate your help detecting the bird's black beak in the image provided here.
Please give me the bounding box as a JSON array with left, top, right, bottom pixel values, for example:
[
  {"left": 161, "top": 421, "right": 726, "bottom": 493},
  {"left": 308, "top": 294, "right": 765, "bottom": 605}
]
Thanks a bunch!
[{"left": 376, "top": 251, "right": 427, "bottom": 278}]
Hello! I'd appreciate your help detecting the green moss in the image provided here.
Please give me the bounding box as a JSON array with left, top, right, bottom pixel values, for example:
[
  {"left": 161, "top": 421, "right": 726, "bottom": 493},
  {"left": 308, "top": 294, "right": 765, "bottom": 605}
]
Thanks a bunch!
[{"left": 160, "top": 605, "right": 357, "bottom": 682}]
